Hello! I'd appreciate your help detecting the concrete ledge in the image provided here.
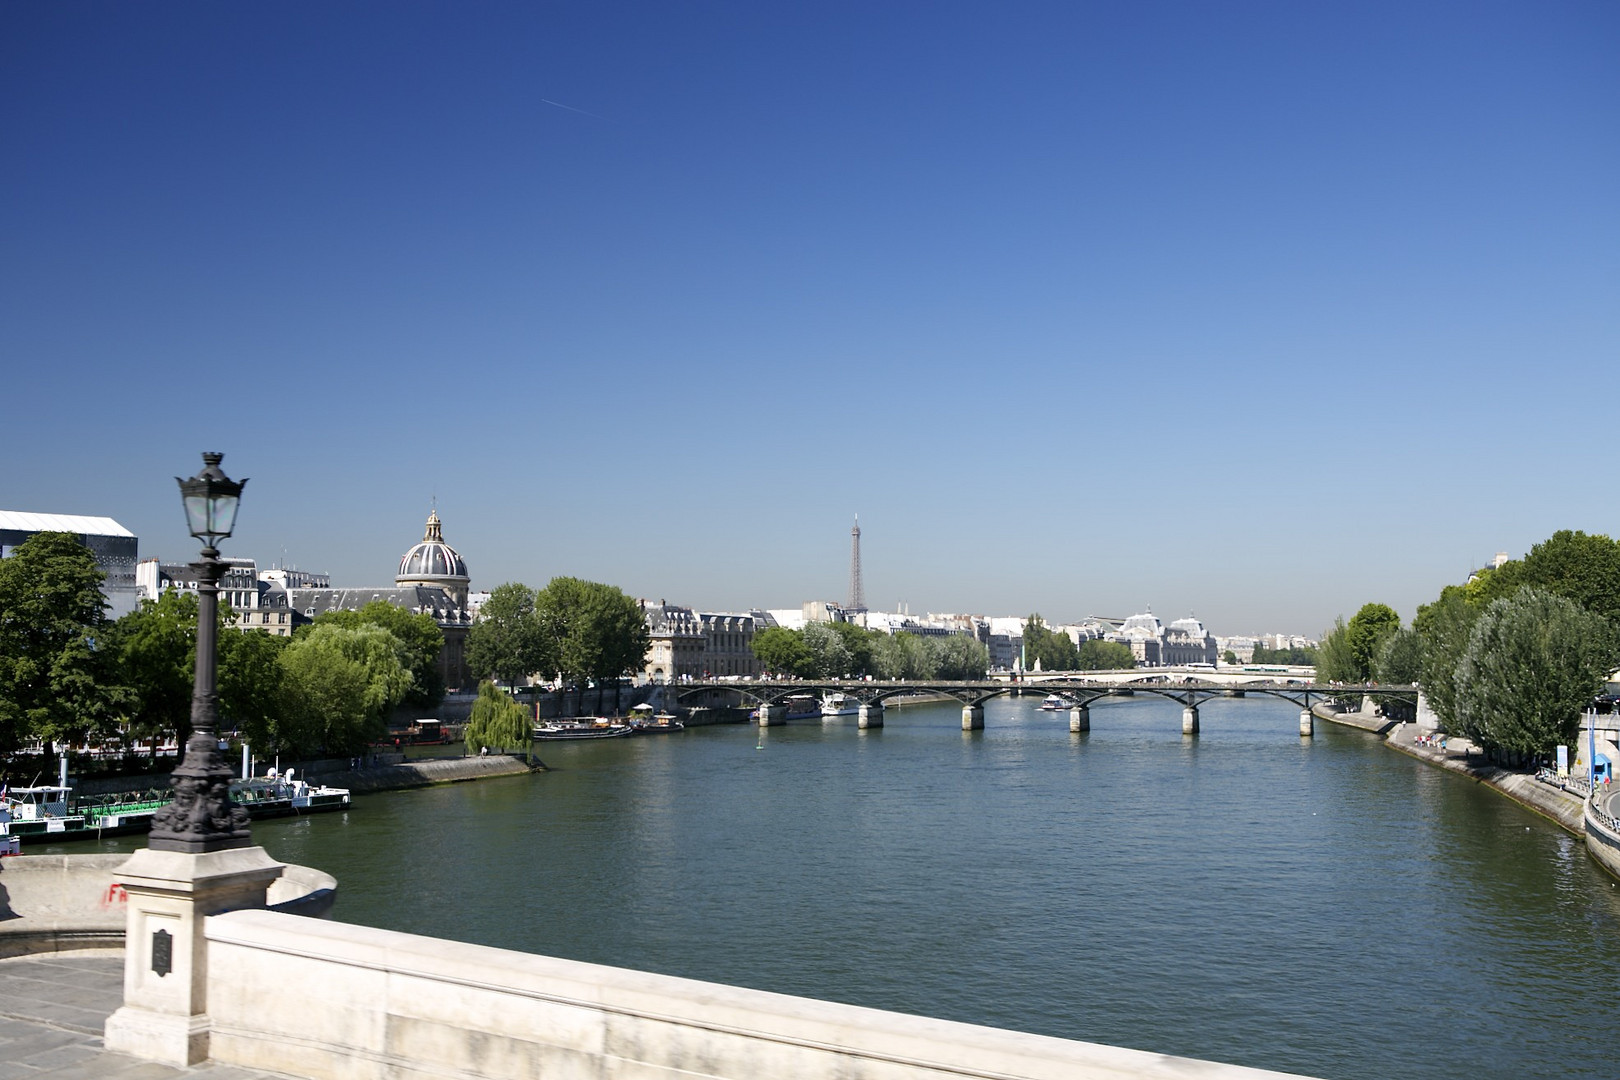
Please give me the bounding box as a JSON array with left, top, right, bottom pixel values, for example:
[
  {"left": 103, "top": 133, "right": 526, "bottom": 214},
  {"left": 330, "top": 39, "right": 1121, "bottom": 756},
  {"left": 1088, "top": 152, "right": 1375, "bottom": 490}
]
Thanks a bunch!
[
  {"left": 0, "top": 854, "right": 336, "bottom": 958},
  {"left": 204, "top": 909, "right": 1319, "bottom": 1080}
]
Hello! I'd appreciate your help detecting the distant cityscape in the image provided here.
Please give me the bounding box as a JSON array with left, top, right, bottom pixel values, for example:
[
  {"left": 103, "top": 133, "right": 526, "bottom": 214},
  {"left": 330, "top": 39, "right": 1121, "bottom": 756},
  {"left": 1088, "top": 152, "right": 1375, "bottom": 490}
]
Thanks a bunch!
[{"left": 2, "top": 508, "right": 1319, "bottom": 690}]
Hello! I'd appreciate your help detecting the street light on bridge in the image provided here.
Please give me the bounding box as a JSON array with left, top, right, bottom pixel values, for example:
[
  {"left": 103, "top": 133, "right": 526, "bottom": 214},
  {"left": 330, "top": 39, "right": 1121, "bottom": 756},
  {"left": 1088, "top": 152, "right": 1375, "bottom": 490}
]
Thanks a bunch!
[{"left": 148, "top": 452, "right": 253, "bottom": 854}]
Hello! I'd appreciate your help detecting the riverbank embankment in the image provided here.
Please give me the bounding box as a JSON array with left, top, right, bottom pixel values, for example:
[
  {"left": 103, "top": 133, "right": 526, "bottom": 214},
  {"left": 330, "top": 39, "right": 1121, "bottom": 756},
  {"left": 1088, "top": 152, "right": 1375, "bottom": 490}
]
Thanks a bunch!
[
  {"left": 1312, "top": 703, "right": 1585, "bottom": 836},
  {"left": 302, "top": 752, "right": 542, "bottom": 793}
]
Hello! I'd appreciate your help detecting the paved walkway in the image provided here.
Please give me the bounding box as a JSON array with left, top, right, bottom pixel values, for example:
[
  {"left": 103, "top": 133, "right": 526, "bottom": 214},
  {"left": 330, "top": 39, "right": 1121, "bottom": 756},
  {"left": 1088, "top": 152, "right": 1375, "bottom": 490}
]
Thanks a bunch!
[{"left": 0, "top": 952, "right": 297, "bottom": 1079}]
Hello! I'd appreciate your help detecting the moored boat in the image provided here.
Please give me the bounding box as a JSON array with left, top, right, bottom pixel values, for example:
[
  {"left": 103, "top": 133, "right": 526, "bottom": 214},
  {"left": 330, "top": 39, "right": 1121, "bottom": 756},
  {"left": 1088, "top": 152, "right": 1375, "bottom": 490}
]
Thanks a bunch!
[
  {"left": 821, "top": 693, "right": 859, "bottom": 717},
  {"left": 628, "top": 704, "right": 685, "bottom": 733},
  {"left": 782, "top": 695, "right": 822, "bottom": 720},
  {"left": 534, "top": 718, "right": 635, "bottom": 740}
]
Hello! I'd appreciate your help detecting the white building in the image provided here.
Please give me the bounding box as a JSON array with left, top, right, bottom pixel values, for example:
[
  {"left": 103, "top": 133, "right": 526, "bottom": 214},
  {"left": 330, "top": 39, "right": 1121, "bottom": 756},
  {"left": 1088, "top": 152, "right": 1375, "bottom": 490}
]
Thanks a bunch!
[{"left": 0, "top": 511, "right": 140, "bottom": 618}]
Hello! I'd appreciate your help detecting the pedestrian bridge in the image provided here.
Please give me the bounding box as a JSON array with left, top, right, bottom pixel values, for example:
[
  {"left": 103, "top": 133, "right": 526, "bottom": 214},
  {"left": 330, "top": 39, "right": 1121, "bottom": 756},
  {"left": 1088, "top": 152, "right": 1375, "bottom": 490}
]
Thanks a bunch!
[{"left": 668, "top": 677, "right": 1415, "bottom": 736}]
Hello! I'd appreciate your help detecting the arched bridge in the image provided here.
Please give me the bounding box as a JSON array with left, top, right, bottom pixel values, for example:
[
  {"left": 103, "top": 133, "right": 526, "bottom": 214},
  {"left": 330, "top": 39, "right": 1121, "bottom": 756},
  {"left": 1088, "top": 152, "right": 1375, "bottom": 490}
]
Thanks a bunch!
[{"left": 666, "top": 678, "right": 1416, "bottom": 736}]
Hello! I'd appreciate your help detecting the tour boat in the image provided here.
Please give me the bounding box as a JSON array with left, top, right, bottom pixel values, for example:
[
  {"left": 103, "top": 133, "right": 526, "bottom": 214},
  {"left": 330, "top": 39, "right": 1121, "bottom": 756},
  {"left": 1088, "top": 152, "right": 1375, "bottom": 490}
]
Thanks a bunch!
[
  {"left": 627, "top": 705, "right": 685, "bottom": 733},
  {"left": 0, "top": 772, "right": 350, "bottom": 847},
  {"left": 821, "top": 693, "right": 860, "bottom": 717},
  {"left": 534, "top": 719, "right": 635, "bottom": 740},
  {"left": 1040, "top": 695, "right": 1071, "bottom": 711}
]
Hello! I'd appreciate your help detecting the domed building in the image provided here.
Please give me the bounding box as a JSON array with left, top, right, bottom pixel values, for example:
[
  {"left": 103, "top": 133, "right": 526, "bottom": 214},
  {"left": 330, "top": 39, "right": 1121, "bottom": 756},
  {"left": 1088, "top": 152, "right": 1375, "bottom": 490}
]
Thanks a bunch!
[
  {"left": 1163, "top": 616, "right": 1218, "bottom": 667},
  {"left": 396, "top": 509, "right": 470, "bottom": 609},
  {"left": 283, "top": 508, "right": 474, "bottom": 691}
]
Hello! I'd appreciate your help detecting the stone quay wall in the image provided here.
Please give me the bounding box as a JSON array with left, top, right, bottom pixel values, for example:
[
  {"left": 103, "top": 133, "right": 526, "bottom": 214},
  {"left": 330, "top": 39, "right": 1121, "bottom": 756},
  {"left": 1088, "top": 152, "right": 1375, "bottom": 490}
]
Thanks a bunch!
[{"left": 201, "top": 908, "right": 1318, "bottom": 1080}]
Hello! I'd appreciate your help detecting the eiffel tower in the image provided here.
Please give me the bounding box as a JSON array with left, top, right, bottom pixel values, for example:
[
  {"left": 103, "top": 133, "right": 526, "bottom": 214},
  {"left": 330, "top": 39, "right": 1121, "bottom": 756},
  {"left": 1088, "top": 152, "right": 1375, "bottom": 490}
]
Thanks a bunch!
[{"left": 846, "top": 516, "right": 867, "bottom": 614}]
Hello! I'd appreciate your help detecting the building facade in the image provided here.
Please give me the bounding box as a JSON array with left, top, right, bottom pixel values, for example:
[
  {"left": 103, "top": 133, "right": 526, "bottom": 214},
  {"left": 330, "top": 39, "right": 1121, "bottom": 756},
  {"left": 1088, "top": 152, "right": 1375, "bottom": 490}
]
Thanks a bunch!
[{"left": 1, "top": 511, "right": 140, "bottom": 617}]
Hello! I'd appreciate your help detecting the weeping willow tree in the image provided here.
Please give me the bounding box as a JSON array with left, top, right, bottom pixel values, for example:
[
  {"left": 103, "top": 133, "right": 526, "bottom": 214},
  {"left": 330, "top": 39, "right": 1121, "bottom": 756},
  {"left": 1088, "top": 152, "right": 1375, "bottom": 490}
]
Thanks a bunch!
[{"left": 464, "top": 681, "right": 533, "bottom": 763}]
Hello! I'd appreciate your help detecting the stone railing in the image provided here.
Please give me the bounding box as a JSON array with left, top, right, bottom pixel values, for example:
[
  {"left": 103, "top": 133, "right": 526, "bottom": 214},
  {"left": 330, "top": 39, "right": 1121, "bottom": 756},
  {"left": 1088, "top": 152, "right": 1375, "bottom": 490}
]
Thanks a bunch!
[
  {"left": 0, "top": 853, "right": 335, "bottom": 959},
  {"left": 1535, "top": 767, "right": 1592, "bottom": 800},
  {"left": 200, "top": 909, "right": 1318, "bottom": 1080}
]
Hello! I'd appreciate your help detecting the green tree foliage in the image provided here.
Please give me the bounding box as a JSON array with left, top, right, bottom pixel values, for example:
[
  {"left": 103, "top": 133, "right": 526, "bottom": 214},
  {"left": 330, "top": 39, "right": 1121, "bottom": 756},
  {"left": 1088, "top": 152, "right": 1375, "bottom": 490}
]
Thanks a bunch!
[
  {"left": 1315, "top": 618, "right": 1357, "bottom": 684},
  {"left": 309, "top": 601, "right": 444, "bottom": 708},
  {"left": 1453, "top": 587, "right": 1618, "bottom": 760},
  {"left": 464, "top": 680, "right": 532, "bottom": 759},
  {"left": 279, "top": 624, "right": 413, "bottom": 753},
  {"left": 0, "top": 532, "right": 128, "bottom": 755},
  {"left": 933, "top": 633, "right": 990, "bottom": 679},
  {"left": 466, "top": 582, "right": 552, "bottom": 686},
  {"left": 1077, "top": 639, "right": 1135, "bottom": 670},
  {"left": 1345, "top": 603, "right": 1401, "bottom": 681},
  {"left": 826, "top": 620, "right": 879, "bottom": 677},
  {"left": 1222, "top": 650, "right": 1238, "bottom": 666},
  {"left": 751, "top": 626, "right": 811, "bottom": 676},
  {"left": 1022, "top": 615, "right": 1080, "bottom": 671},
  {"left": 873, "top": 631, "right": 934, "bottom": 679},
  {"left": 1249, "top": 645, "right": 1317, "bottom": 666},
  {"left": 534, "top": 577, "right": 650, "bottom": 712},
  {"left": 218, "top": 627, "right": 291, "bottom": 753},
  {"left": 109, "top": 590, "right": 199, "bottom": 747},
  {"left": 1412, "top": 585, "right": 1480, "bottom": 729},
  {"left": 1373, "top": 627, "right": 1423, "bottom": 685},
  {"left": 801, "top": 621, "right": 852, "bottom": 678}
]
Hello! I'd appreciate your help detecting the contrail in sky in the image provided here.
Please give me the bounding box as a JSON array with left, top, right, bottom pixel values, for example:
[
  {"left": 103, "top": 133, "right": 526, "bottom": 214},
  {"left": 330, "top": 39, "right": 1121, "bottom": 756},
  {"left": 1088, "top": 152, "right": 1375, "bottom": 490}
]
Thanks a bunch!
[{"left": 541, "top": 98, "right": 610, "bottom": 121}]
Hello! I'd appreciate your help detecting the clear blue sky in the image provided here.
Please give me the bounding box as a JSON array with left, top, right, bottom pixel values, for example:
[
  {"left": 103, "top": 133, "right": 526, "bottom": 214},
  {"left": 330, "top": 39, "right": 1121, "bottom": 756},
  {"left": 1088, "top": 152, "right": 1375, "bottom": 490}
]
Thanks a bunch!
[{"left": 3, "top": 1, "right": 1616, "bottom": 636}]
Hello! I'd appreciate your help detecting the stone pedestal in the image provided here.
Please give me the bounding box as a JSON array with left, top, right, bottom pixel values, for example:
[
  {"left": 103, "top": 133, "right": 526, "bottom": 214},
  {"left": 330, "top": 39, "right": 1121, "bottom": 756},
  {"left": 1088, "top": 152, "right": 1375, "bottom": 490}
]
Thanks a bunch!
[
  {"left": 104, "top": 846, "right": 285, "bottom": 1067},
  {"left": 757, "top": 704, "right": 783, "bottom": 727},
  {"left": 857, "top": 704, "right": 883, "bottom": 729},
  {"left": 1299, "top": 709, "right": 1314, "bottom": 737},
  {"left": 1069, "top": 706, "right": 1090, "bottom": 733},
  {"left": 1182, "top": 706, "right": 1200, "bottom": 735},
  {"left": 962, "top": 704, "right": 984, "bottom": 731}
]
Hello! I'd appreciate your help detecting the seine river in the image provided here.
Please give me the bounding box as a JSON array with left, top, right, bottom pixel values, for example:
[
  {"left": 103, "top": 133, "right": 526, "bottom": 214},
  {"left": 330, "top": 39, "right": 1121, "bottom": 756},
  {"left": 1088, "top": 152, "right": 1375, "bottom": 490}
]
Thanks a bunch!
[{"left": 61, "top": 695, "right": 1620, "bottom": 1079}]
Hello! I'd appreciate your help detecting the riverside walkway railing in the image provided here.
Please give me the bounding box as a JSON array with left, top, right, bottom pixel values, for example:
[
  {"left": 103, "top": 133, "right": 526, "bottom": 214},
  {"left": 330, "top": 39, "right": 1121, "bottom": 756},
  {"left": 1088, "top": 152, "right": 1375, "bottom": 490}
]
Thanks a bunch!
[{"left": 1536, "top": 767, "right": 1592, "bottom": 800}]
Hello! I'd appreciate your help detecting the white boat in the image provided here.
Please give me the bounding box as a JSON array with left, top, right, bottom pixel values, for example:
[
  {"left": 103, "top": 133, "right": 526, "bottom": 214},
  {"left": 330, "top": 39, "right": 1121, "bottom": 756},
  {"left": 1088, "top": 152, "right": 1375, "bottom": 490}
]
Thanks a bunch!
[
  {"left": 821, "top": 693, "right": 860, "bottom": 717},
  {"left": 1040, "top": 695, "right": 1071, "bottom": 711},
  {"left": 534, "top": 719, "right": 635, "bottom": 740}
]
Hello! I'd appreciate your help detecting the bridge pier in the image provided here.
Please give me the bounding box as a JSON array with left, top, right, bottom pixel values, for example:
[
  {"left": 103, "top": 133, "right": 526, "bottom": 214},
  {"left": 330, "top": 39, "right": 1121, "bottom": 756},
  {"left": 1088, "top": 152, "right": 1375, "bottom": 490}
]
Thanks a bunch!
[
  {"left": 757, "top": 703, "right": 784, "bottom": 727},
  {"left": 1299, "top": 709, "right": 1314, "bottom": 737},
  {"left": 857, "top": 703, "right": 883, "bottom": 729},
  {"left": 1182, "top": 706, "right": 1199, "bottom": 735},
  {"left": 1069, "top": 706, "right": 1090, "bottom": 733},
  {"left": 962, "top": 704, "right": 984, "bottom": 731}
]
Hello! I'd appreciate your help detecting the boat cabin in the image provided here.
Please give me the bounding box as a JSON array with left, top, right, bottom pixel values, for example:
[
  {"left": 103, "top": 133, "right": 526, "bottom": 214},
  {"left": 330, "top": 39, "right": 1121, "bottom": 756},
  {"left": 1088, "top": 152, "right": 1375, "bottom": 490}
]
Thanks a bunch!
[{"left": 2, "top": 786, "right": 72, "bottom": 821}]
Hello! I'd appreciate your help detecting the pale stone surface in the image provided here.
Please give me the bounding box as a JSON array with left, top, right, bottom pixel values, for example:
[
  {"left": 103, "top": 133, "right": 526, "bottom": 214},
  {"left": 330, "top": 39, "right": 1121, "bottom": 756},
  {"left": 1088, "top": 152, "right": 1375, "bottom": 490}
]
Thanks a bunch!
[
  {"left": 961, "top": 704, "right": 984, "bottom": 730},
  {"left": 858, "top": 703, "right": 884, "bottom": 729},
  {"left": 1182, "top": 706, "right": 1199, "bottom": 735},
  {"left": 202, "top": 910, "right": 1322, "bottom": 1080},
  {"left": 1070, "top": 706, "right": 1090, "bottom": 733},
  {"left": 104, "top": 847, "right": 285, "bottom": 1068},
  {"left": 1299, "top": 709, "right": 1313, "bottom": 737},
  {"left": 756, "top": 703, "right": 783, "bottom": 727}
]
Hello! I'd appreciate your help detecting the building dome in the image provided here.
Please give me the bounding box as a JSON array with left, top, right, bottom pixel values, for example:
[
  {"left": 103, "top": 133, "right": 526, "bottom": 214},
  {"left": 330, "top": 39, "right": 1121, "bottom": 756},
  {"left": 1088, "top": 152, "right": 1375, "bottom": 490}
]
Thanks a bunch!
[{"left": 396, "top": 510, "right": 469, "bottom": 604}]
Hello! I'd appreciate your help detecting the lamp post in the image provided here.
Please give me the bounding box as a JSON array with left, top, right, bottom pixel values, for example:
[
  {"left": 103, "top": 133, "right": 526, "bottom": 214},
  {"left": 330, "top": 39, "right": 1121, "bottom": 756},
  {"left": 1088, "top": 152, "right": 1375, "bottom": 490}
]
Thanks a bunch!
[{"left": 148, "top": 452, "right": 253, "bottom": 853}]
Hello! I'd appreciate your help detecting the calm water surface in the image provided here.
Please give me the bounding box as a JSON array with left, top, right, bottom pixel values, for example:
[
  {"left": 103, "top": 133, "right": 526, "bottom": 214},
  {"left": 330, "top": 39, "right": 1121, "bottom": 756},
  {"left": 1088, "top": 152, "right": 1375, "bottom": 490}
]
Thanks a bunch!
[{"left": 62, "top": 696, "right": 1620, "bottom": 1079}]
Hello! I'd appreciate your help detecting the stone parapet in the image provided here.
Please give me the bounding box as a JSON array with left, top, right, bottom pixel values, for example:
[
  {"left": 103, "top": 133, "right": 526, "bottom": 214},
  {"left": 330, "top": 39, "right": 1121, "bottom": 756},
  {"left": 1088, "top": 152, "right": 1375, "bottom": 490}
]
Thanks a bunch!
[{"left": 202, "top": 909, "right": 1321, "bottom": 1080}]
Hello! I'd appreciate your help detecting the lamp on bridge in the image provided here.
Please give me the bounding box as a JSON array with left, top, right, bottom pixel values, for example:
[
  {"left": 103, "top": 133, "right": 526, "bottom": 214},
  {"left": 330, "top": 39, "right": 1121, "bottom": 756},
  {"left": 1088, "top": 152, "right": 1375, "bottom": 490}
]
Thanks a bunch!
[{"left": 148, "top": 452, "right": 253, "bottom": 853}]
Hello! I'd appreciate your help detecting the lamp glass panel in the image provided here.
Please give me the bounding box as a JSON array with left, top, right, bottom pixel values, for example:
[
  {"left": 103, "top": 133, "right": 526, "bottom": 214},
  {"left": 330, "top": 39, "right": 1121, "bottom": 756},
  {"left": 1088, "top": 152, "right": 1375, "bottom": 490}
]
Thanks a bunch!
[
  {"left": 208, "top": 494, "right": 240, "bottom": 538},
  {"left": 183, "top": 494, "right": 212, "bottom": 539}
]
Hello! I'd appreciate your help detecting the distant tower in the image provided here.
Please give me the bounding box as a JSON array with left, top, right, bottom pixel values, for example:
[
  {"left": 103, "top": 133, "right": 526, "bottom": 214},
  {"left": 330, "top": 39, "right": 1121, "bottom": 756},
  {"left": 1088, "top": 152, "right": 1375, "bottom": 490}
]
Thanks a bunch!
[{"left": 846, "top": 516, "right": 866, "bottom": 613}]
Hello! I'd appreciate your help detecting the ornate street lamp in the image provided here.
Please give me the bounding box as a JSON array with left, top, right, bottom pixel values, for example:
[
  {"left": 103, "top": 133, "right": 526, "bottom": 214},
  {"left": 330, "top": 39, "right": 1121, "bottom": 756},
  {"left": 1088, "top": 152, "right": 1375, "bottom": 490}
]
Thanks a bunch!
[{"left": 148, "top": 452, "right": 253, "bottom": 853}]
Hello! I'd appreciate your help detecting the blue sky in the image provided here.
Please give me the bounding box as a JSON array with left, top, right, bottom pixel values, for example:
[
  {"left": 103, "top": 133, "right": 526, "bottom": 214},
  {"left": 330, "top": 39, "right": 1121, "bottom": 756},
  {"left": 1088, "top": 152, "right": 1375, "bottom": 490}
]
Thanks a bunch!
[{"left": 3, "top": 1, "right": 1616, "bottom": 635}]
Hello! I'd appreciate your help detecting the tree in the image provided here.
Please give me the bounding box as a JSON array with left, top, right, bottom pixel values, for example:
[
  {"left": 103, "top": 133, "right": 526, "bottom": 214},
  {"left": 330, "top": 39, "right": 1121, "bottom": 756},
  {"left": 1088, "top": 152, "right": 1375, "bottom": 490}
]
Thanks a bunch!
[
  {"left": 1251, "top": 645, "right": 1317, "bottom": 666},
  {"left": 1412, "top": 585, "right": 1478, "bottom": 730},
  {"left": 1022, "top": 615, "right": 1079, "bottom": 672},
  {"left": 873, "top": 632, "right": 934, "bottom": 680},
  {"left": 1222, "top": 650, "right": 1239, "bottom": 667},
  {"left": 1077, "top": 639, "right": 1135, "bottom": 670},
  {"left": 310, "top": 600, "right": 445, "bottom": 709},
  {"left": 218, "top": 626, "right": 291, "bottom": 754},
  {"left": 464, "top": 680, "right": 533, "bottom": 761},
  {"left": 1519, "top": 530, "right": 1620, "bottom": 624},
  {"left": 1315, "top": 617, "right": 1357, "bottom": 684},
  {"left": 1345, "top": 603, "right": 1401, "bottom": 681},
  {"left": 801, "top": 621, "right": 852, "bottom": 679},
  {"left": 108, "top": 590, "right": 199, "bottom": 751},
  {"left": 467, "top": 583, "right": 552, "bottom": 687},
  {"left": 752, "top": 626, "right": 811, "bottom": 676},
  {"left": 0, "top": 531, "right": 126, "bottom": 756},
  {"left": 1373, "top": 627, "right": 1423, "bottom": 685},
  {"left": 826, "top": 620, "right": 879, "bottom": 677},
  {"left": 1453, "top": 587, "right": 1617, "bottom": 761},
  {"left": 279, "top": 624, "right": 413, "bottom": 753},
  {"left": 934, "top": 633, "right": 990, "bottom": 679},
  {"left": 534, "top": 577, "right": 649, "bottom": 713}
]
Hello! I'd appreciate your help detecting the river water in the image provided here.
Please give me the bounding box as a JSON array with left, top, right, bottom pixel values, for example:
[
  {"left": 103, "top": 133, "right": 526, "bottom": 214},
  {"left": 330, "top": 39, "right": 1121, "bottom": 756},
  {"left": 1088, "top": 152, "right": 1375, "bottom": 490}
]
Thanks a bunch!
[{"left": 56, "top": 696, "right": 1620, "bottom": 1080}]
